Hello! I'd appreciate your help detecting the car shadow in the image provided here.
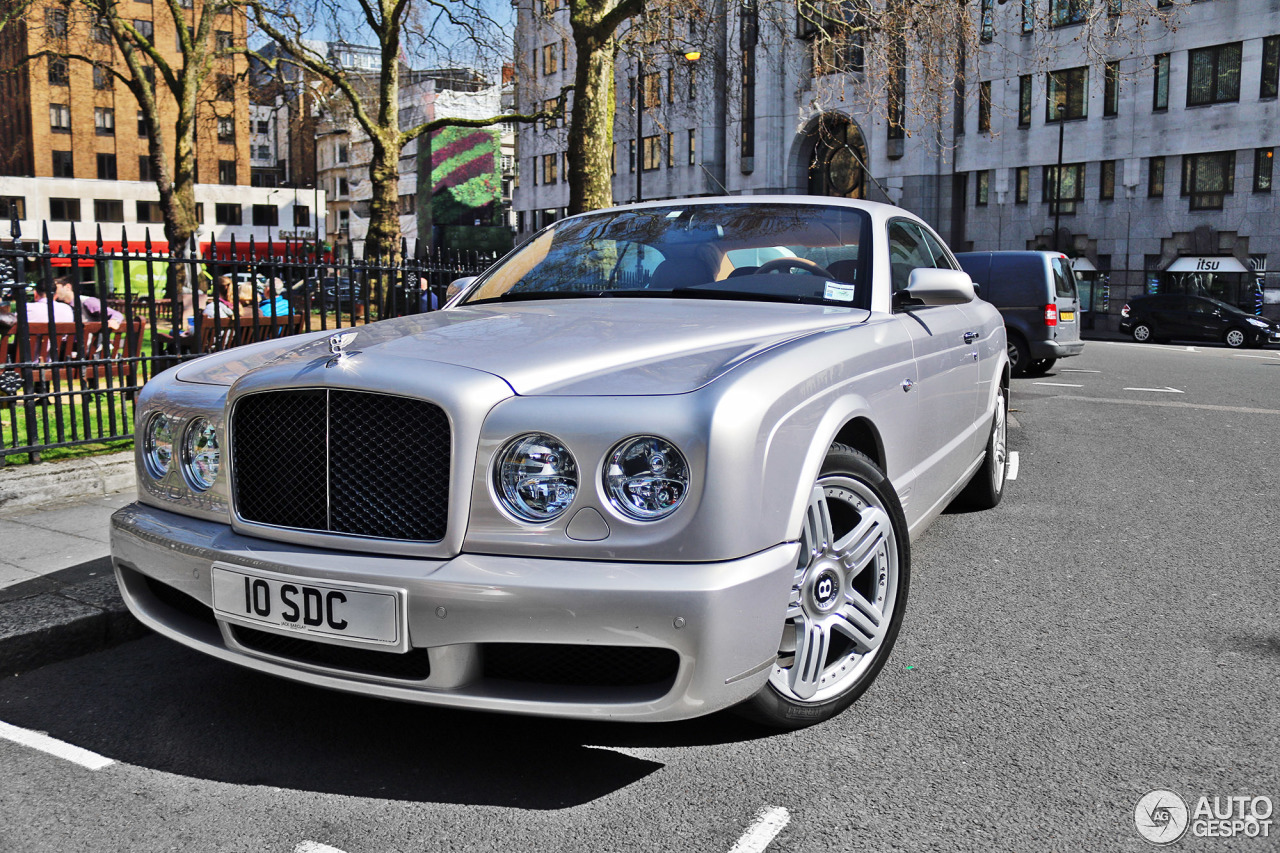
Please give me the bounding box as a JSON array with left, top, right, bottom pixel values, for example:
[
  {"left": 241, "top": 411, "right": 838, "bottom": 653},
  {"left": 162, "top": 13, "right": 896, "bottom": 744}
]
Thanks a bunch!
[{"left": 0, "top": 635, "right": 775, "bottom": 808}]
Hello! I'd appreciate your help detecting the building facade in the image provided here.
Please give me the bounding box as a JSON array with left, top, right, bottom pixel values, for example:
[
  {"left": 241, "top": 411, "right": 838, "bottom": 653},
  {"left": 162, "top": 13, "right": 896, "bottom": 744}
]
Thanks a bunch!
[{"left": 513, "top": 0, "right": 1280, "bottom": 324}]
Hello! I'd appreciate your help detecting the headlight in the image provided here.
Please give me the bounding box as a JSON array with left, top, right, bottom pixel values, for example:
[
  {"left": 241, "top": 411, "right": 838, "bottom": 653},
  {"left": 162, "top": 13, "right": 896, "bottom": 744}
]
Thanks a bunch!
[
  {"left": 604, "top": 436, "right": 690, "bottom": 520},
  {"left": 494, "top": 433, "right": 578, "bottom": 522},
  {"left": 1246, "top": 316, "right": 1267, "bottom": 328},
  {"left": 182, "top": 418, "right": 220, "bottom": 491},
  {"left": 142, "top": 413, "right": 174, "bottom": 479}
]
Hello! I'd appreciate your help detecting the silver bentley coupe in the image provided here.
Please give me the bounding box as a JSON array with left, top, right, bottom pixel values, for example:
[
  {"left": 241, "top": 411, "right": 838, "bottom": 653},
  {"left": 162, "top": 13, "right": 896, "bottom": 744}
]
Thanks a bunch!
[{"left": 111, "top": 197, "right": 1009, "bottom": 728}]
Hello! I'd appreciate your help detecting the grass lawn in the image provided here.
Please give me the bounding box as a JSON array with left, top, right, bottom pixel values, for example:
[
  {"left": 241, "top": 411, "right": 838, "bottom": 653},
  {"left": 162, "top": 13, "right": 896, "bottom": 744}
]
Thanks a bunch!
[{"left": 1, "top": 390, "right": 136, "bottom": 465}]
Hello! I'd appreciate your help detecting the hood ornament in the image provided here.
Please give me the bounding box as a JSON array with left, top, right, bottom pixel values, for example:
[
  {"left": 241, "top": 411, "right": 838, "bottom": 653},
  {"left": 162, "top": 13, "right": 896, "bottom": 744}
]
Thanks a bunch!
[{"left": 326, "top": 331, "right": 361, "bottom": 367}]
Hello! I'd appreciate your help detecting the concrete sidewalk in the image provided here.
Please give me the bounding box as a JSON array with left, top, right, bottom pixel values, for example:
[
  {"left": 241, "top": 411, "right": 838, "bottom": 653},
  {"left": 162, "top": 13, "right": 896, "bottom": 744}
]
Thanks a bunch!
[{"left": 0, "top": 455, "right": 145, "bottom": 676}]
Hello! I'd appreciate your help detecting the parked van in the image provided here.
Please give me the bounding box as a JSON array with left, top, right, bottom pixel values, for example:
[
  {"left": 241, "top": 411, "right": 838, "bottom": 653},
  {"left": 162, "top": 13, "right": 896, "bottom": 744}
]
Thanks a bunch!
[{"left": 954, "top": 251, "right": 1085, "bottom": 376}]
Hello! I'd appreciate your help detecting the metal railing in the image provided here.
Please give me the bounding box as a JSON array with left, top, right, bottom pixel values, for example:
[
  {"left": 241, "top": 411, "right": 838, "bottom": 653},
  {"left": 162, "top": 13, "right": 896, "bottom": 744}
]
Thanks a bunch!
[{"left": 0, "top": 219, "right": 495, "bottom": 464}]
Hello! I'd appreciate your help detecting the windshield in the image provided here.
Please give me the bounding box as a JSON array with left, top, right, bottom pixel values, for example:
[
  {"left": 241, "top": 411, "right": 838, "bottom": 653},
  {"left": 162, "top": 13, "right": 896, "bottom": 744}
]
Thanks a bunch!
[{"left": 462, "top": 203, "right": 871, "bottom": 309}]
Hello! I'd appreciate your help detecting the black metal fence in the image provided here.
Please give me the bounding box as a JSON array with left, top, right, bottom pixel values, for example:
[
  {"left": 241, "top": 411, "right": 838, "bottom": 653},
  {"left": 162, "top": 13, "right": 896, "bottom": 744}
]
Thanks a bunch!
[{"left": 0, "top": 220, "right": 495, "bottom": 465}]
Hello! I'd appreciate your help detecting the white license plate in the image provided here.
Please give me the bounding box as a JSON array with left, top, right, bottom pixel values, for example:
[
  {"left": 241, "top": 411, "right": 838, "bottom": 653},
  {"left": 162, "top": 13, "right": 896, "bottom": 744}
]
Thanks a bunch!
[{"left": 211, "top": 563, "right": 407, "bottom": 650}]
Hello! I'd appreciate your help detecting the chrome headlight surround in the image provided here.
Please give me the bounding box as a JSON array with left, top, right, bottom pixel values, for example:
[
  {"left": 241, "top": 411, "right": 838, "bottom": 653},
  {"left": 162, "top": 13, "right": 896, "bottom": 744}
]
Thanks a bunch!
[
  {"left": 142, "top": 413, "right": 174, "bottom": 480},
  {"left": 181, "top": 417, "right": 220, "bottom": 491},
  {"left": 603, "top": 435, "right": 690, "bottom": 521},
  {"left": 493, "top": 432, "right": 579, "bottom": 523}
]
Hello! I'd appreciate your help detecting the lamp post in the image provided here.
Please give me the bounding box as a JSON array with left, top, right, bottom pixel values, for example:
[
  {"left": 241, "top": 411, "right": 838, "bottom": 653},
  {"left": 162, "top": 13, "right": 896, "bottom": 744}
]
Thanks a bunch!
[{"left": 1054, "top": 102, "right": 1065, "bottom": 253}]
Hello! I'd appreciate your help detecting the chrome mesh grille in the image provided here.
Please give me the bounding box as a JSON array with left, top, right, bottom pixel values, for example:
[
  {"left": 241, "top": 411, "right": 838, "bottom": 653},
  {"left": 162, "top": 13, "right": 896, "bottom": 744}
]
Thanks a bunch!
[{"left": 232, "top": 389, "right": 451, "bottom": 541}]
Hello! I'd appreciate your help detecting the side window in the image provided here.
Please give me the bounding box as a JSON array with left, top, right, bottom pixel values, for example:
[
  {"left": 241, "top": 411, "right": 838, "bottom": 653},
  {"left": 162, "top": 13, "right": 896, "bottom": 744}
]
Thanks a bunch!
[
  {"left": 1050, "top": 256, "right": 1076, "bottom": 298},
  {"left": 887, "top": 220, "right": 935, "bottom": 292},
  {"left": 918, "top": 226, "right": 958, "bottom": 270}
]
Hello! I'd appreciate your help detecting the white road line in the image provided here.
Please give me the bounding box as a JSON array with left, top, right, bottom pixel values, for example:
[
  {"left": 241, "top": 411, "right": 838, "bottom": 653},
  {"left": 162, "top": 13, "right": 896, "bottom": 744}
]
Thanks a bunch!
[
  {"left": 1233, "top": 353, "right": 1280, "bottom": 360},
  {"left": 295, "top": 843, "right": 347, "bottom": 853},
  {"left": 1123, "top": 386, "right": 1184, "bottom": 394},
  {"left": 1032, "top": 382, "right": 1084, "bottom": 388},
  {"left": 1186, "top": 346, "right": 1198, "bottom": 352},
  {"left": 728, "top": 807, "right": 791, "bottom": 853},
  {"left": 0, "top": 720, "right": 114, "bottom": 771},
  {"left": 1060, "top": 368, "right": 1101, "bottom": 373},
  {"left": 1006, "top": 451, "right": 1020, "bottom": 481}
]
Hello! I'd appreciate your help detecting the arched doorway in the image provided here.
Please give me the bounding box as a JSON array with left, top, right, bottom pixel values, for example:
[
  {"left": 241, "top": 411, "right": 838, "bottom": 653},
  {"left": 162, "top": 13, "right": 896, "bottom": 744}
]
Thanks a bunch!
[{"left": 806, "top": 115, "right": 868, "bottom": 199}]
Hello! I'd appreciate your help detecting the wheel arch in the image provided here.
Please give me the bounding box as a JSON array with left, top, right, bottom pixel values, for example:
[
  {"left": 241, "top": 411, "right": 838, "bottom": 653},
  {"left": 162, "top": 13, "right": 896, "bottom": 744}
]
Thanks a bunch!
[{"left": 831, "top": 416, "right": 886, "bottom": 472}]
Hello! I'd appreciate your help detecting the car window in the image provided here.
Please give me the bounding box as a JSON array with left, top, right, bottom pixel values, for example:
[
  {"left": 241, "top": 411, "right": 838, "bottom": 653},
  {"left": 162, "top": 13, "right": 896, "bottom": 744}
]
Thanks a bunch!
[
  {"left": 1188, "top": 298, "right": 1214, "bottom": 314},
  {"left": 887, "top": 220, "right": 936, "bottom": 293},
  {"left": 1050, "top": 257, "right": 1077, "bottom": 299},
  {"left": 918, "top": 227, "right": 958, "bottom": 271}
]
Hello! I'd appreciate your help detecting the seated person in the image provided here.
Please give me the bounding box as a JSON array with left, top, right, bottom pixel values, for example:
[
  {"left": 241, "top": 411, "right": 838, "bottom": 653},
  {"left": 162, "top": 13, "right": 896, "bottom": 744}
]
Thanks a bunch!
[{"left": 24, "top": 279, "right": 76, "bottom": 323}]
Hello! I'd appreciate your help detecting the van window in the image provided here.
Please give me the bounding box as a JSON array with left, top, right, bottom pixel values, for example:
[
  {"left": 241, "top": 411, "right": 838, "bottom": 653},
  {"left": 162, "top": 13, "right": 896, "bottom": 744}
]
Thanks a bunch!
[{"left": 1051, "top": 257, "right": 1077, "bottom": 299}]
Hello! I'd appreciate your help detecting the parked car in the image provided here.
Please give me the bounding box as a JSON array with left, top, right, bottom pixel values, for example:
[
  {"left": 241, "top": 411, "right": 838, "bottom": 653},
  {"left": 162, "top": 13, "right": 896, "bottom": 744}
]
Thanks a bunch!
[
  {"left": 954, "top": 251, "right": 1085, "bottom": 376},
  {"left": 111, "top": 197, "right": 1010, "bottom": 728},
  {"left": 318, "top": 275, "right": 365, "bottom": 311},
  {"left": 1119, "top": 294, "right": 1280, "bottom": 348}
]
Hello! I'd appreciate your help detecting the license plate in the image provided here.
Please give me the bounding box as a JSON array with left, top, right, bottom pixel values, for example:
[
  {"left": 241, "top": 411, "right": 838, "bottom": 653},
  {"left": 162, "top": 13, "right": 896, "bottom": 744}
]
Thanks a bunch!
[
  {"left": 1060, "top": 311, "right": 1076, "bottom": 322},
  {"left": 211, "top": 563, "right": 407, "bottom": 650}
]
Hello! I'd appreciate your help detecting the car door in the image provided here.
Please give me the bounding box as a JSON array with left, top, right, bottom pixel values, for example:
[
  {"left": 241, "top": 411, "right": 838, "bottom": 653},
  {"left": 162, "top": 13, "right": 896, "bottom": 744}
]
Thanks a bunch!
[
  {"left": 1185, "top": 296, "right": 1226, "bottom": 341},
  {"left": 1150, "top": 295, "right": 1192, "bottom": 338},
  {"left": 887, "top": 219, "right": 982, "bottom": 510}
]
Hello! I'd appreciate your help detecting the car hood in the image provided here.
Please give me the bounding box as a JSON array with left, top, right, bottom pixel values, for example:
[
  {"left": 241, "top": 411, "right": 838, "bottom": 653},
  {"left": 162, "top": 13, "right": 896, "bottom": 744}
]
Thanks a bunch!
[{"left": 175, "top": 299, "right": 871, "bottom": 395}]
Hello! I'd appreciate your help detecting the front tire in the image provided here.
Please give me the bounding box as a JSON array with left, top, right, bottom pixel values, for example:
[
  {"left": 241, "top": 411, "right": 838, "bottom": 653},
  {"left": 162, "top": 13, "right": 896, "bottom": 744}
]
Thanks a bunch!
[
  {"left": 1224, "top": 328, "right": 1247, "bottom": 348},
  {"left": 737, "top": 445, "right": 910, "bottom": 729}
]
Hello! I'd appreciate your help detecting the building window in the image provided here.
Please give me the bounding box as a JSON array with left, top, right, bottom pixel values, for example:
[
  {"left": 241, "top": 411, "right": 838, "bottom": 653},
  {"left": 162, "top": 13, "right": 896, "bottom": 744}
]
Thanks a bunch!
[
  {"left": 46, "top": 7, "right": 68, "bottom": 37},
  {"left": 805, "top": 4, "right": 867, "bottom": 76},
  {"left": 542, "top": 152, "right": 557, "bottom": 184},
  {"left": 1187, "top": 43, "right": 1242, "bottom": 106},
  {"left": 1021, "top": 0, "right": 1034, "bottom": 32},
  {"left": 95, "top": 107, "right": 115, "bottom": 136},
  {"left": 1015, "top": 166, "right": 1029, "bottom": 203},
  {"left": 542, "top": 98, "right": 558, "bottom": 130},
  {"left": 980, "top": 0, "right": 994, "bottom": 41},
  {"left": 978, "top": 81, "right": 991, "bottom": 133},
  {"left": 1019, "top": 75, "right": 1032, "bottom": 126},
  {"left": 93, "top": 200, "right": 124, "bottom": 222},
  {"left": 217, "top": 159, "right": 236, "bottom": 185},
  {"left": 138, "top": 155, "right": 153, "bottom": 181},
  {"left": 133, "top": 19, "right": 153, "bottom": 45},
  {"left": 215, "top": 30, "right": 233, "bottom": 51},
  {"left": 50, "top": 103, "right": 71, "bottom": 133},
  {"left": 688, "top": 129, "right": 696, "bottom": 165},
  {"left": 52, "top": 151, "right": 74, "bottom": 178},
  {"left": 641, "top": 72, "right": 662, "bottom": 106},
  {"left": 92, "top": 18, "right": 112, "bottom": 43},
  {"left": 1047, "top": 67, "right": 1088, "bottom": 121},
  {"left": 96, "top": 153, "right": 117, "bottom": 180},
  {"left": 338, "top": 210, "right": 349, "bottom": 234},
  {"left": 136, "top": 201, "right": 163, "bottom": 223},
  {"left": 1043, "top": 163, "right": 1085, "bottom": 214},
  {"left": 294, "top": 205, "right": 310, "bottom": 227},
  {"left": 217, "top": 116, "right": 235, "bottom": 142},
  {"left": 338, "top": 176, "right": 349, "bottom": 196},
  {"left": 976, "top": 170, "right": 990, "bottom": 205},
  {"left": 0, "top": 196, "right": 25, "bottom": 220},
  {"left": 1149, "top": 155, "right": 1165, "bottom": 197},
  {"left": 888, "top": 39, "right": 906, "bottom": 140},
  {"left": 337, "top": 142, "right": 348, "bottom": 163},
  {"left": 1049, "top": 0, "right": 1086, "bottom": 26},
  {"left": 252, "top": 204, "right": 278, "bottom": 227},
  {"left": 48, "top": 56, "right": 69, "bottom": 85},
  {"left": 49, "top": 198, "right": 81, "bottom": 221},
  {"left": 216, "top": 75, "right": 235, "bottom": 101},
  {"left": 1101, "top": 160, "right": 1116, "bottom": 200},
  {"left": 666, "top": 132, "right": 674, "bottom": 167},
  {"left": 1181, "top": 151, "right": 1235, "bottom": 210},
  {"left": 641, "top": 135, "right": 661, "bottom": 171},
  {"left": 1255, "top": 148, "right": 1273, "bottom": 193},
  {"left": 542, "top": 43, "right": 557, "bottom": 75},
  {"left": 93, "top": 63, "right": 113, "bottom": 90},
  {"left": 1104, "top": 61, "right": 1119, "bottom": 116},
  {"left": 1153, "top": 53, "right": 1170, "bottom": 111},
  {"left": 137, "top": 111, "right": 147, "bottom": 137},
  {"left": 256, "top": 118, "right": 270, "bottom": 134},
  {"left": 195, "top": 203, "right": 203, "bottom": 223},
  {"left": 1262, "top": 36, "right": 1280, "bottom": 99},
  {"left": 629, "top": 139, "right": 636, "bottom": 173},
  {"left": 214, "top": 203, "right": 241, "bottom": 225}
]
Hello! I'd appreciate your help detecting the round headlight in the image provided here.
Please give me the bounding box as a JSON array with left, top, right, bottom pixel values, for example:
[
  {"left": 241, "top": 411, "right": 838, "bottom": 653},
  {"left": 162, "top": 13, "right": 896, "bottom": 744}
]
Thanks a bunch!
[
  {"left": 143, "top": 413, "right": 174, "bottom": 479},
  {"left": 604, "top": 436, "right": 690, "bottom": 520},
  {"left": 494, "top": 433, "right": 579, "bottom": 522},
  {"left": 182, "top": 418, "right": 220, "bottom": 491}
]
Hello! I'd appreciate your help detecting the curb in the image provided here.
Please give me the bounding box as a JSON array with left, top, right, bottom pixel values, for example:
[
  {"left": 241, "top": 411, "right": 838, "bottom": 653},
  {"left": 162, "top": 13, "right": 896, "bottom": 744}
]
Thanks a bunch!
[
  {"left": 0, "top": 557, "right": 148, "bottom": 676},
  {"left": 0, "top": 451, "right": 136, "bottom": 513}
]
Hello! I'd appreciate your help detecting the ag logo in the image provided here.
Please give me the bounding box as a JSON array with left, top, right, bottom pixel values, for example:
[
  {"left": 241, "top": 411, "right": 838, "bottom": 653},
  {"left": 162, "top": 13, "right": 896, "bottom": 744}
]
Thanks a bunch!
[{"left": 1135, "top": 790, "right": 1189, "bottom": 845}]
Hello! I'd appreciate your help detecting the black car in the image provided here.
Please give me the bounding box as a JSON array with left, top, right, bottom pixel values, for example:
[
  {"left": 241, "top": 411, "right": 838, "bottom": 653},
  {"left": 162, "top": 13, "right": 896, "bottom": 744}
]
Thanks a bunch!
[{"left": 1119, "top": 294, "right": 1280, "bottom": 348}]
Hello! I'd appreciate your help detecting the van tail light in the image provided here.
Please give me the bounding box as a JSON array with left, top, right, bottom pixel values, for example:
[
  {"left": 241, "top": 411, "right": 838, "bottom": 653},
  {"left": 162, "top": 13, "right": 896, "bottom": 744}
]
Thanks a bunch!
[
  {"left": 1121, "top": 303, "right": 1131, "bottom": 318},
  {"left": 1044, "top": 304, "right": 1059, "bottom": 326}
]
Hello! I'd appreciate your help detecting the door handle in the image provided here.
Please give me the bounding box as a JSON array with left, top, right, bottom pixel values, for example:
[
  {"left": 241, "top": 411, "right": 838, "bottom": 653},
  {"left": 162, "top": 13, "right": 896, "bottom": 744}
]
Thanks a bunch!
[{"left": 963, "top": 331, "right": 979, "bottom": 344}]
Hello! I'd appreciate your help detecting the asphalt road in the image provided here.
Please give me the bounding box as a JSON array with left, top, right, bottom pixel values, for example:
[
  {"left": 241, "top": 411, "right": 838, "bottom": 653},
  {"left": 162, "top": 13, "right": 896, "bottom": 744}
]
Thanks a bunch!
[{"left": 1, "top": 340, "right": 1277, "bottom": 853}]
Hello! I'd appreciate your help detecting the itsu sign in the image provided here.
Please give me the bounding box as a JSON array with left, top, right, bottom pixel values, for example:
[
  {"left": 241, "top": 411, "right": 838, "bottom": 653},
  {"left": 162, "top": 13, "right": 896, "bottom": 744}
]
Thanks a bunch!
[{"left": 1195, "top": 258, "right": 1222, "bottom": 271}]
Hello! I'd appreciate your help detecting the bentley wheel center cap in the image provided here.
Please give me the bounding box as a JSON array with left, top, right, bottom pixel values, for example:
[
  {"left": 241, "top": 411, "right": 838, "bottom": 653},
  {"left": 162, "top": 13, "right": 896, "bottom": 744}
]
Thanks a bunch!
[{"left": 810, "top": 567, "right": 842, "bottom": 612}]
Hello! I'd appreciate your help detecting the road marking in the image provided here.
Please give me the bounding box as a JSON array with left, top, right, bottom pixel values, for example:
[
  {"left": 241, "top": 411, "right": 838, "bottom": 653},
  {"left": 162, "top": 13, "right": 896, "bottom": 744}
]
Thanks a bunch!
[
  {"left": 1124, "top": 386, "right": 1184, "bottom": 394},
  {"left": 1006, "top": 451, "right": 1020, "bottom": 481},
  {"left": 1060, "top": 368, "right": 1101, "bottom": 373},
  {"left": 0, "top": 720, "right": 113, "bottom": 771},
  {"left": 295, "top": 843, "right": 347, "bottom": 853},
  {"left": 1186, "top": 346, "right": 1198, "bottom": 352},
  {"left": 1049, "top": 396, "right": 1280, "bottom": 415},
  {"left": 728, "top": 806, "right": 791, "bottom": 853},
  {"left": 1032, "top": 382, "right": 1083, "bottom": 388},
  {"left": 1233, "top": 353, "right": 1280, "bottom": 361}
]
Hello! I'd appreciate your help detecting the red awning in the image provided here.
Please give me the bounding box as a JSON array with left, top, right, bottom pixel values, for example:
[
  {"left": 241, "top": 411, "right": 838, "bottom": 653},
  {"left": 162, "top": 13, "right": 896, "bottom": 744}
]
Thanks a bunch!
[{"left": 47, "top": 240, "right": 172, "bottom": 266}]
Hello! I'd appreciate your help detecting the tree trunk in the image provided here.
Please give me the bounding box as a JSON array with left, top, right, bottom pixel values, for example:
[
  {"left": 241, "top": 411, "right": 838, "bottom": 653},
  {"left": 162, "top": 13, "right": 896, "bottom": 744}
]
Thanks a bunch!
[
  {"left": 568, "top": 30, "right": 618, "bottom": 215},
  {"left": 365, "top": 135, "right": 402, "bottom": 262}
]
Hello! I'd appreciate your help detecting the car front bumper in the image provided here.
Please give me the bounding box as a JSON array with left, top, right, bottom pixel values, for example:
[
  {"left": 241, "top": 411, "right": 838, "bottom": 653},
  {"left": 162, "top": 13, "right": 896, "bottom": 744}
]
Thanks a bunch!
[{"left": 110, "top": 502, "right": 797, "bottom": 722}]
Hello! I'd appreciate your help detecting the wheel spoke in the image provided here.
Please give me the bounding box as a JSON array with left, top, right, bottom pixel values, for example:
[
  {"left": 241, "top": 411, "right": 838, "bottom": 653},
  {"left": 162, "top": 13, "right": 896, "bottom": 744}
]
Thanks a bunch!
[
  {"left": 839, "top": 506, "right": 892, "bottom": 579},
  {"left": 788, "top": 616, "right": 830, "bottom": 700},
  {"left": 805, "top": 485, "right": 836, "bottom": 556},
  {"left": 836, "top": 591, "right": 885, "bottom": 653}
]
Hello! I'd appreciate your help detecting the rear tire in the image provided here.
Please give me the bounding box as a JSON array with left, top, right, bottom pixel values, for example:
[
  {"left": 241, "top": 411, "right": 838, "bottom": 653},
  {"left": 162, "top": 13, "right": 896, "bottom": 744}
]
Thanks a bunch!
[
  {"left": 956, "top": 388, "right": 1008, "bottom": 511},
  {"left": 1024, "top": 358, "right": 1056, "bottom": 376},
  {"left": 1132, "top": 323, "right": 1154, "bottom": 343},
  {"left": 1007, "top": 333, "right": 1031, "bottom": 376},
  {"left": 736, "top": 444, "right": 910, "bottom": 729}
]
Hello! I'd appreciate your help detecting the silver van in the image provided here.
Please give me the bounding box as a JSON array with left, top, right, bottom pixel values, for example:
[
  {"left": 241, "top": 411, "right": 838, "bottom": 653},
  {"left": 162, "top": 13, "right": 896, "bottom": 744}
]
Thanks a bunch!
[{"left": 954, "top": 251, "right": 1085, "bottom": 376}]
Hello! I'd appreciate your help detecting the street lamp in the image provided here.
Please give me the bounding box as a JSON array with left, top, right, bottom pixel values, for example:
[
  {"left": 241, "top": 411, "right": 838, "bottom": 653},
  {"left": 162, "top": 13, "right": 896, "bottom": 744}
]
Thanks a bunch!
[{"left": 1054, "top": 102, "right": 1065, "bottom": 253}]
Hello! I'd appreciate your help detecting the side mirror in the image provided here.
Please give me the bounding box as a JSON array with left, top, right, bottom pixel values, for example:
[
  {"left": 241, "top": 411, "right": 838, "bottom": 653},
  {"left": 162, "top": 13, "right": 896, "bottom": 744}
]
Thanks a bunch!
[
  {"left": 445, "top": 276, "right": 476, "bottom": 302},
  {"left": 904, "top": 268, "right": 977, "bottom": 306}
]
